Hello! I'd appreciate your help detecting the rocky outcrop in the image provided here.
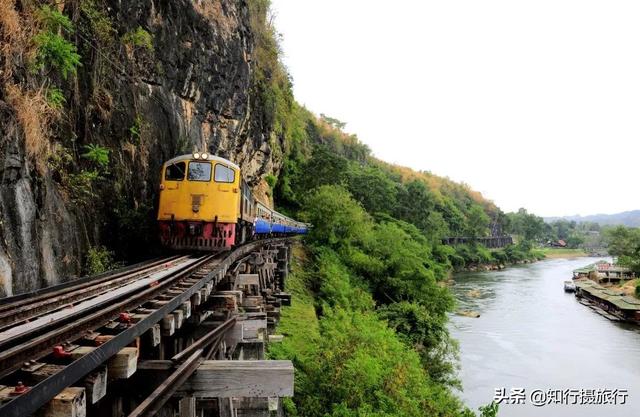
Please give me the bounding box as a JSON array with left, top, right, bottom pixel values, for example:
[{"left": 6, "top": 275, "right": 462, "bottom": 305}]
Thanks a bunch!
[{"left": 0, "top": 0, "right": 285, "bottom": 296}]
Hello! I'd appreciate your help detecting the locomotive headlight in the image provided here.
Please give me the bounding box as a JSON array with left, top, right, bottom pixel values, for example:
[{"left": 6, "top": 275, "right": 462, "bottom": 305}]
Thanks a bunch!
[
  {"left": 201, "top": 152, "right": 209, "bottom": 159},
  {"left": 193, "top": 152, "right": 201, "bottom": 159}
]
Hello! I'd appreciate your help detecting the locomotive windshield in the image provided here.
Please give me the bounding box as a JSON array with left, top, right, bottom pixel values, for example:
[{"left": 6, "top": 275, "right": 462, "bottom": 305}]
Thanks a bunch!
[
  {"left": 188, "top": 162, "right": 212, "bottom": 182},
  {"left": 165, "top": 162, "right": 186, "bottom": 181},
  {"left": 214, "top": 164, "right": 235, "bottom": 183}
]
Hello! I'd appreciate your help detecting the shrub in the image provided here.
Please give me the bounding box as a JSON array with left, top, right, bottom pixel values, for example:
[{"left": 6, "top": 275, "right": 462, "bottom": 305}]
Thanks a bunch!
[
  {"left": 33, "top": 32, "right": 81, "bottom": 78},
  {"left": 68, "top": 170, "right": 100, "bottom": 203},
  {"left": 36, "top": 5, "right": 73, "bottom": 33},
  {"left": 80, "top": 0, "right": 115, "bottom": 45},
  {"left": 81, "top": 144, "right": 109, "bottom": 170},
  {"left": 301, "top": 185, "right": 371, "bottom": 248},
  {"left": 265, "top": 174, "right": 277, "bottom": 188},
  {"left": 85, "top": 246, "right": 120, "bottom": 275},
  {"left": 46, "top": 87, "right": 66, "bottom": 109},
  {"left": 129, "top": 115, "right": 143, "bottom": 142},
  {"left": 122, "top": 27, "right": 153, "bottom": 51}
]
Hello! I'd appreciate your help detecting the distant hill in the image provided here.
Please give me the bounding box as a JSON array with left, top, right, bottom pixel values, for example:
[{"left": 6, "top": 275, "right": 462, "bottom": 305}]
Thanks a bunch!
[{"left": 544, "top": 210, "right": 640, "bottom": 227}]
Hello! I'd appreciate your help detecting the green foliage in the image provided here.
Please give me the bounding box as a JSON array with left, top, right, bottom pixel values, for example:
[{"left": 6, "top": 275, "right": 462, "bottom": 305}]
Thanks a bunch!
[
  {"left": 36, "top": 5, "right": 73, "bottom": 33},
  {"left": 265, "top": 174, "right": 277, "bottom": 188},
  {"left": 129, "top": 115, "right": 143, "bottom": 142},
  {"left": 302, "top": 185, "right": 371, "bottom": 248},
  {"left": 635, "top": 282, "right": 640, "bottom": 298},
  {"left": 67, "top": 170, "right": 100, "bottom": 203},
  {"left": 271, "top": 256, "right": 470, "bottom": 417},
  {"left": 478, "top": 402, "right": 499, "bottom": 417},
  {"left": 81, "top": 144, "right": 110, "bottom": 170},
  {"left": 249, "top": 0, "right": 504, "bottom": 413},
  {"left": 80, "top": 0, "right": 115, "bottom": 45},
  {"left": 452, "top": 241, "right": 541, "bottom": 268},
  {"left": 345, "top": 165, "right": 396, "bottom": 214},
  {"left": 85, "top": 246, "right": 120, "bottom": 275},
  {"left": 248, "top": 0, "right": 294, "bottom": 142},
  {"left": 33, "top": 32, "right": 82, "bottom": 79},
  {"left": 605, "top": 226, "right": 640, "bottom": 274},
  {"left": 122, "top": 27, "right": 153, "bottom": 51},
  {"left": 46, "top": 87, "right": 66, "bottom": 109},
  {"left": 465, "top": 205, "right": 491, "bottom": 237},
  {"left": 504, "top": 208, "right": 547, "bottom": 241},
  {"left": 32, "top": 6, "right": 81, "bottom": 79}
]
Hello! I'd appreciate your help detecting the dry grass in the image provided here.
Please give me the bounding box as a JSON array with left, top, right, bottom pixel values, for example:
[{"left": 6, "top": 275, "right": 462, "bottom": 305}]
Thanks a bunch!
[
  {"left": 0, "top": 2, "right": 59, "bottom": 174},
  {"left": 5, "top": 83, "right": 52, "bottom": 173},
  {"left": 0, "top": 0, "right": 24, "bottom": 80},
  {"left": 0, "top": 0, "right": 21, "bottom": 41}
]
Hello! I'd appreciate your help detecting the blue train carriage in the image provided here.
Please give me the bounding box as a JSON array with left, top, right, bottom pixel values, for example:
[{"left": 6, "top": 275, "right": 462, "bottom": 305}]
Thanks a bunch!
[{"left": 254, "top": 201, "right": 273, "bottom": 235}]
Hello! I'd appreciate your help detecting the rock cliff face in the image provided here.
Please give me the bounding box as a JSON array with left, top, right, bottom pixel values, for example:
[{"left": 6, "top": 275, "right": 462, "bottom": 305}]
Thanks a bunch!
[{"left": 0, "top": 0, "right": 284, "bottom": 296}]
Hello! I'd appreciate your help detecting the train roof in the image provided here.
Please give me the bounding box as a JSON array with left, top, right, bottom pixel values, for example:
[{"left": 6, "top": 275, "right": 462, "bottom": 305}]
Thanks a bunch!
[{"left": 164, "top": 154, "right": 240, "bottom": 171}]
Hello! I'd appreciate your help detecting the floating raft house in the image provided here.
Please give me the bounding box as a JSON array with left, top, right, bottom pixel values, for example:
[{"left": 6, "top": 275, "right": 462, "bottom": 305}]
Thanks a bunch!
[{"left": 574, "top": 279, "right": 640, "bottom": 322}]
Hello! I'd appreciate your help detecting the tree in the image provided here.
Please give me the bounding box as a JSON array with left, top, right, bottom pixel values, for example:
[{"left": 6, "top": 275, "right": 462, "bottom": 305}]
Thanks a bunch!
[
  {"left": 605, "top": 226, "right": 640, "bottom": 274},
  {"left": 394, "top": 180, "right": 437, "bottom": 234},
  {"left": 297, "top": 146, "right": 348, "bottom": 192},
  {"left": 465, "top": 205, "right": 490, "bottom": 237},
  {"left": 345, "top": 165, "right": 396, "bottom": 214},
  {"left": 301, "top": 185, "right": 371, "bottom": 248}
]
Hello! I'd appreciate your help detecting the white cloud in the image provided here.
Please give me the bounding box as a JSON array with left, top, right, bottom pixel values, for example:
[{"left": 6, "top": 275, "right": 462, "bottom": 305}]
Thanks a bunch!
[{"left": 271, "top": 0, "right": 640, "bottom": 217}]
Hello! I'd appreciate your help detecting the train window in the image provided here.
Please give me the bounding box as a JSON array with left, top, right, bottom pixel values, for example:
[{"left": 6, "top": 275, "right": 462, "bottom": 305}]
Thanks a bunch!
[
  {"left": 188, "top": 162, "right": 212, "bottom": 182},
  {"left": 165, "top": 162, "right": 186, "bottom": 181},
  {"left": 214, "top": 164, "right": 235, "bottom": 183}
]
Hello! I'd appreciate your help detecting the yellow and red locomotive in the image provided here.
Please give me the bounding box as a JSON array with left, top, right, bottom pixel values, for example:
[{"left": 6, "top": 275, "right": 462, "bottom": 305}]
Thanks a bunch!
[{"left": 157, "top": 153, "right": 307, "bottom": 251}]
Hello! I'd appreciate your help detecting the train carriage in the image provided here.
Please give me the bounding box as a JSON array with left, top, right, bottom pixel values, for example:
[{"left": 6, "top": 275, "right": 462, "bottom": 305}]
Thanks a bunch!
[{"left": 157, "top": 153, "right": 306, "bottom": 251}]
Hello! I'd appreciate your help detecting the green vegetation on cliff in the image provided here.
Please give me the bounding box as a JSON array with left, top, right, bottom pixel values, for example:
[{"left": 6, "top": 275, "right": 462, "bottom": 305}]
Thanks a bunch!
[{"left": 250, "top": 6, "right": 503, "bottom": 415}]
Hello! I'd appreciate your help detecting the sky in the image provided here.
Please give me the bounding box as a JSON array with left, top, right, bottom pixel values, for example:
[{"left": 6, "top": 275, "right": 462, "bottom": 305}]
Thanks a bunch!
[{"left": 270, "top": 0, "right": 640, "bottom": 217}]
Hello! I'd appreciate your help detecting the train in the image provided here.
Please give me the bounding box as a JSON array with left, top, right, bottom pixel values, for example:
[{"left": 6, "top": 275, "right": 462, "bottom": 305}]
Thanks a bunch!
[{"left": 157, "top": 152, "right": 308, "bottom": 250}]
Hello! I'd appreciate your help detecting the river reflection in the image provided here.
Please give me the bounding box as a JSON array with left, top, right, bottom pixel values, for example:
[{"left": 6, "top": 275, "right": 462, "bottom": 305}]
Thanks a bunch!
[{"left": 449, "top": 257, "right": 640, "bottom": 417}]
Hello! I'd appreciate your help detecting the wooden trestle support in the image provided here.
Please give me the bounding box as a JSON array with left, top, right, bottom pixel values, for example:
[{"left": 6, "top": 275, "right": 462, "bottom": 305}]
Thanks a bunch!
[{"left": 0, "top": 241, "right": 294, "bottom": 417}]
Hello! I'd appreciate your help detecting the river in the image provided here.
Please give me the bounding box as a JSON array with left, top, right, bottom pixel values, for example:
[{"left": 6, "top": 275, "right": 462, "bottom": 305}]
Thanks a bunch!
[{"left": 449, "top": 257, "right": 640, "bottom": 417}]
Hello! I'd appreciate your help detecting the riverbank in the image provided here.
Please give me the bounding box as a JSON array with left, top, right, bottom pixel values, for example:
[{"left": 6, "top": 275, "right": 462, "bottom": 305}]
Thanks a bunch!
[
  {"left": 540, "top": 247, "right": 589, "bottom": 258},
  {"left": 457, "top": 247, "right": 587, "bottom": 273},
  {"left": 461, "top": 258, "right": 538, "bottom": 272}
]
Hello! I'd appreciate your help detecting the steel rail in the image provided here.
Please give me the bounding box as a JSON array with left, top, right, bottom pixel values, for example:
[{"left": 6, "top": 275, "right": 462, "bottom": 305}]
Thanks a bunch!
[
  {"left": 0, "top": 237, "right": 292, "bottom": 417},
  {"left": 127, "top": 350, "right": 204, "bottom": 417},
  {"left": 0, "top": 254, "right": 215, "bottom": 377},
  {"left": 171, "top": 316, "right": 236, "bottom": 362},
  {"left": 0, "top": 255, "right": 184, "bottom": 313},
  {"left": 0, "top": 255, "right": 191, "bottom": 331}
]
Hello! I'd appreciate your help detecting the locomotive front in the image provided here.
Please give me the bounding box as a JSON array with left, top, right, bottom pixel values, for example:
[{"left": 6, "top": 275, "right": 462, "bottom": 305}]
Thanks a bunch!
[{"left": 157, "top": 153, "right": 241, "bottom": 251}]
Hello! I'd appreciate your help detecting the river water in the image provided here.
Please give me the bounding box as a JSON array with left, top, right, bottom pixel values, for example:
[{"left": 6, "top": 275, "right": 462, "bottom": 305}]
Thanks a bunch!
[{"left": 449, "top": 257, "right": 640, "bottom": 417}]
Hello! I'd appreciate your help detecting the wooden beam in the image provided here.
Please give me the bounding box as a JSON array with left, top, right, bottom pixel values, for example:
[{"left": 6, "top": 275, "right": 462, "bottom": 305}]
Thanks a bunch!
[
  {"left": 69, "top": 346, "right": 137, "bottom": 380},
  {"left": 235, "top": 274, "right": 260, "bottom": 289},
  {"left": 179, "top": 397, "right": 196, "bottom": 417},
  {"left": 178, "top": 360, "right": 293, "bottom": 398},
  {"left": 241, "top": 319, "right": 266, "bottom": 339},
  {"left": 162, "top": 314, "right": 175, "bottom": 336},
  {"left": 83, "top": 366, "right": 108, "bottom": 404},
  {"left": 40, "top": 387, "right": 86, "bottom": 417},
  {"left": 107, "top": 347, "right": 138, "bottom": 379}
]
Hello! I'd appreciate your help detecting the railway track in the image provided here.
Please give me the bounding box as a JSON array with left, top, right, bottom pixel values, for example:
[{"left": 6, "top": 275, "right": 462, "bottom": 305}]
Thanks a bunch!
[
  {"left": 0, "top": 255, "right": 189, "bottom": 331},
  {"left": 0, "top": 238, "right": 293, "bottom": 417}
]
